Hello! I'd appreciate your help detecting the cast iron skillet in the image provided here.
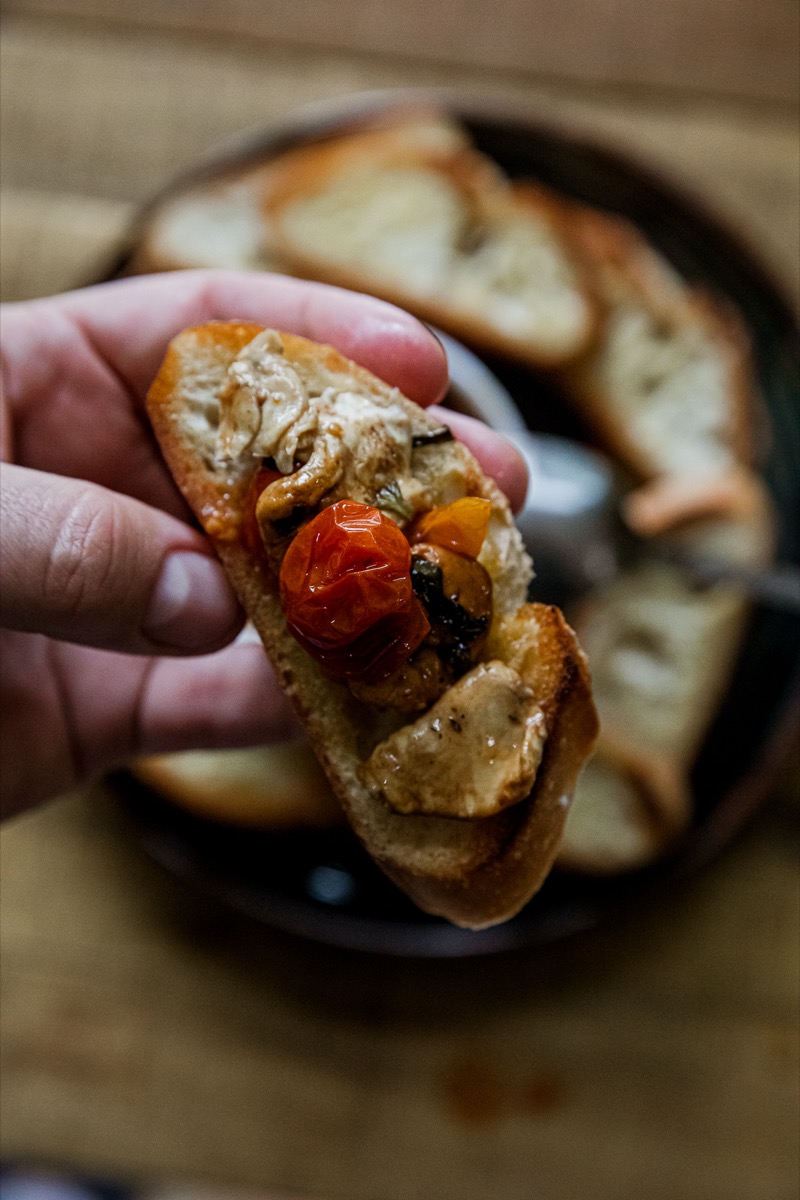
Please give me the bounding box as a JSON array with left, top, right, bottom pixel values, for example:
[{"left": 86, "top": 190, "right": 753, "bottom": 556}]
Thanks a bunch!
[{"left": 108, "top": 91, "right": 800, "bottom": 957}]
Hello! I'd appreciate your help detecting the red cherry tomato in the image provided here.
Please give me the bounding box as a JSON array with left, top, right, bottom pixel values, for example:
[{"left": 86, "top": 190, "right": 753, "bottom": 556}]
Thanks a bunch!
[
  {"left": 409, "top": 496, "right": 491, "bottom": 559},
  {"left": 279, "top": 500, "right": 430, "bottom": 683},
  {"left": 243, "top": 463, "right": 283, "bottom": 556}
]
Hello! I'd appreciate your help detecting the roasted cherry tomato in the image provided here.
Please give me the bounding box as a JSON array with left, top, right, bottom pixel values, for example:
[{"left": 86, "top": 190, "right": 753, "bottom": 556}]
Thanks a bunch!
[
  {"left": 279, "top": 500, "right": 430, "bottom": 683},
  {"left": 243, "top": 462, "right": 283, "bottom": 557},
  {"left": 409, "top": 496, "right": 491, "bottom": 559}
]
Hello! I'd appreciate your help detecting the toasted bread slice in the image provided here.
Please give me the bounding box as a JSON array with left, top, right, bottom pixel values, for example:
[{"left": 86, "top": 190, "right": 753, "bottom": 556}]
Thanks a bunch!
[
  {"left": 133, "top": 740, "right": 344, "bottom": 829},
  {"left": 128, "top": 163, "right": 284, "bottom": 275},
  {"left": 147, "top": 322, "right": 598, "bottom": 927},
  {"left": 561, "top": 205, "right": 756, "bottom": 481},
  {"left": 553, "top": 211, "right": 769, "bottom": 875},
  {"left": 558, "top": 562, "right": 743, "bottom": 872},
  {"left": 558, "top": 477, "right": 773, "bottom": 874},
  {"left": 263, "top": 111, "right": 598, "bottom": 369},
  {"left": 556, "top": 732, "right": 691, "bottom": 875}
]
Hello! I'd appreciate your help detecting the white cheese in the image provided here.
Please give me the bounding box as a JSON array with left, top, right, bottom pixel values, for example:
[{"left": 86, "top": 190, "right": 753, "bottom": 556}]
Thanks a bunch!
[
  {"left": 360, "top": 660, "right": 547, "bottom": 819},
  {"left": 215, "top": 332, "right": 427, "bottom": 513}
]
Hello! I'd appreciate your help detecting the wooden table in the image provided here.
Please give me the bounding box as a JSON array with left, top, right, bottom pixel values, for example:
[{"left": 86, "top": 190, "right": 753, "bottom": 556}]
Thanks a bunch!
[{"left": 2, "top": 7, "right": 799, "bottom": 1199}]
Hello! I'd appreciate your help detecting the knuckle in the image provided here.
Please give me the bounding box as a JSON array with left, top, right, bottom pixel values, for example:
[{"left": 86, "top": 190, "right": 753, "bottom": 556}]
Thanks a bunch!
[{"left": 44, "top": 487, "right": 126, "bottom": 618}]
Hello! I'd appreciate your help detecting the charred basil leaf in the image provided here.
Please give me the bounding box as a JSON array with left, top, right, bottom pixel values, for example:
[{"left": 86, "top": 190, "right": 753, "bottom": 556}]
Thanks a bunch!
[
  {"left": 410, "top": 556, "right": 444, "bottom": 610},
  {"left": 410, "top": 555, "right": 489, "bottom": 674},
  {"left": 374, "top": 481, "right": 414, "bottom": 522}
]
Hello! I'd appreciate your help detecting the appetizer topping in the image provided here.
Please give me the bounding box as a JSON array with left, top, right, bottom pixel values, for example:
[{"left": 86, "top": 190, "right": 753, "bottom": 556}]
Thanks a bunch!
[
  {"left": 348, "top": 534, "right": 493, "bottom": 712},
  {"left": 359, "top": 661, "right": 547, "bottom": 819},
  {"left": 409, "top": 496, "right": 491, "bottom": 558},
  {"left": 348, "top": 646, "right": 452, "bottom": 714},
  {"left": 278, "top": 500, "right": 430, "bottom": 683},
  {"left": 256, "top": 420, "right": 346, "bottom": 522},
  {"left": 374, "top": 480, "right": 415, "bottom": 523},
  {"left": 242, "top": 461, "right": 284, "bottom": 557},
  {"left": 217, "top": 330, "right": 311, "bottom": 468},
  {"left": 216, "top": 331, "right": 416, "bottom": 519},
  {"left": 410, "top": 544, "right": 491, "bottom": 674},
  {"left": 348, "top": 542, "right": 491, "bottom": 711}
]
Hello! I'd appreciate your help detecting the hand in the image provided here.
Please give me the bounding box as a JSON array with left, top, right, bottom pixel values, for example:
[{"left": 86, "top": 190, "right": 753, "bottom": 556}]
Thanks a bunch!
[{"left": 0, "top": 269, "right": 527, "bottom": 817}]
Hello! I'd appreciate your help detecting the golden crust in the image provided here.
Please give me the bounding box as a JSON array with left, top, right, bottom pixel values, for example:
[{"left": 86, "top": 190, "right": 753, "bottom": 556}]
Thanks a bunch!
[
  {"left": 147, "top": 323, "right": 598, "bottom": 928},
  {"left": 622, "top": 464, "right": 775, "bottom": 542}
]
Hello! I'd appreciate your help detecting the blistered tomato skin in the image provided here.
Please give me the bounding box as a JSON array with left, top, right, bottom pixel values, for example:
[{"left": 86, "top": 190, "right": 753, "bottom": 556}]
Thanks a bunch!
[{"left": 279, "top": 500, "right": 430, "bottom": 683}]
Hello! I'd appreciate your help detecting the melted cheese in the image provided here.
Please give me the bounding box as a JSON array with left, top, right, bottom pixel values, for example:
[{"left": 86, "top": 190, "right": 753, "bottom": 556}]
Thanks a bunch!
[
  {"left": 216, "top": 330, "right": 309, "bottom": 468},
  {"left": 214, "top": 330, "right": 425, "bottom": 513},
  {"left": 359, "top": 661, "right": 547, "bottom": 819}
]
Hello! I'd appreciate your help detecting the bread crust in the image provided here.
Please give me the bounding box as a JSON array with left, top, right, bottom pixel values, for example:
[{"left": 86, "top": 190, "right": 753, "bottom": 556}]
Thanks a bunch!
[{"left": 147, "top": 322, "right": 598, "bottom": 927}]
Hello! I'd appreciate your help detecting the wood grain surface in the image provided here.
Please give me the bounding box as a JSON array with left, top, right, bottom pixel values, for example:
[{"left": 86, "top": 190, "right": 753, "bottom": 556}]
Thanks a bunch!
[
  {"left": 5, "top": 0, "right": 799, "bottom": 104},
  {"left": 1, "top": 9, "right": 798, "bottom": 1200},
  {"left": 2, "top": 782, "right": 798, "bottom": 1200}
]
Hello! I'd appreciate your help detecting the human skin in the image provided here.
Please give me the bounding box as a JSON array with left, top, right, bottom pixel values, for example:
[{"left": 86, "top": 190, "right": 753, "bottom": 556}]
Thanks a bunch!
[{"left": 0, "top": 270, "right": 527, "bottom": 818}]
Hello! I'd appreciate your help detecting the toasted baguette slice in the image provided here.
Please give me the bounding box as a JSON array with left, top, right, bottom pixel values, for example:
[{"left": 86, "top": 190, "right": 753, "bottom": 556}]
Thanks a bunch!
[
  {"left": 133, "top": 741, "right": 344, "bottom": 829},
  {"left": 556, "top": 733, "right": 691, "bottom": 875},
  {"left": 558, "top": 564, "right": 742, "bottom": 873},
  {"left": 560, "top": 205, "right": 756, "bottom": 481},
  {"left": 558, "top": 477, "right": 773, "bottom": 874},
  {"left": 263, "top": 111, "right": 598, "bottom": 369},
  {"left": 147, "top": 323, "right": 597, "bottom": 927},
  {"left": 128, "top": 164, "right": 284, "bottom": 275}
]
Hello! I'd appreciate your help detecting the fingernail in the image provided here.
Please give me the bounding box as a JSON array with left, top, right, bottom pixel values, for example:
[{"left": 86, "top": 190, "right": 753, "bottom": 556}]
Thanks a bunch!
[{"left": 144, "top": 551, "right": 241, "bottom": 649}]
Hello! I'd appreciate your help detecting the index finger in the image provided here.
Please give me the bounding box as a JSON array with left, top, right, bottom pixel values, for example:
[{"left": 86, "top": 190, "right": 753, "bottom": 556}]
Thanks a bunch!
[{"left": 56, "top": 269, "right": 450, "bottom": 407}]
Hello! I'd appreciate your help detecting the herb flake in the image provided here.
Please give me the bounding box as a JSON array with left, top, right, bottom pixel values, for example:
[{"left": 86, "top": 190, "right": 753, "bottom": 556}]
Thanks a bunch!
[{"left": 374, "top": 481, "right": 414, "bottom": 522}]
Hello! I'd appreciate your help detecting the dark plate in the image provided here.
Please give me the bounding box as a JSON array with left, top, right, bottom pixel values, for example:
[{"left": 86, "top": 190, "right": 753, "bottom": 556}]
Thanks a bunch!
[{"left": 110, "top": 91, "right": 800, "bottom": 957}]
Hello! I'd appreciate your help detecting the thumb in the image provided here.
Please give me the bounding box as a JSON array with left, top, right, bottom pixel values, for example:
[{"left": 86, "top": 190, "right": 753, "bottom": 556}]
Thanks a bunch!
[{"left": 0, "top": 463, "right": 243, "bottom": 655}]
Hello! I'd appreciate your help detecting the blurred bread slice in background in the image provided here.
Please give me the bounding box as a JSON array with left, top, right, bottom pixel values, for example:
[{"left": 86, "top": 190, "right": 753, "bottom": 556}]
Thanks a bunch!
[
  {"left": 559, "top": 474, "right": 774, "bottom": 874},
  {"left": 133, "top": 741, "right": 344, "bottom": 829},
  {"left": 551, "top": 203, "right": 773, "bottom": 875},
  {"left": 264, "top": 109, "right": 599, "bottom": 368},
  {"left": 560, "top": 205, "right": 757, "bottom": 481},
  {"left": 556, "top": 732, "right": 692, "bottom": 875},
  {"left": 128, "top": 163, "right": 284, "bottom": 275}
]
